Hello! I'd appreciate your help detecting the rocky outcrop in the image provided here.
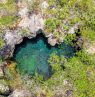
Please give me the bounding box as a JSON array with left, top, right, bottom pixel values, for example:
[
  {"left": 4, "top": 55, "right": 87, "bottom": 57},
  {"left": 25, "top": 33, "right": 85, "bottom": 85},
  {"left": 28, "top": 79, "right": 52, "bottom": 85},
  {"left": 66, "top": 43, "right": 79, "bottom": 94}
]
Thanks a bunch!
[
  {"left": 0, "top": 0, "right": 45, "bottom": 59},
  {"left": 8, "top": 89, "right": 34, "bottom": 97},
  {"left": 86, "top": 43, "right": 95, "bottom": 54},
  {"left": 0, "top": 62, "right": 12, "bottom": 96},
  {"left": 0, "top": 29, "right": 23, "bottom": 58},
  {"left": 0, "top": 80, "right": 11, "bottom": 96},
  {"left": 0, "top": 0, "right": 80, "bottom": 59},
  {"left": 48, "top": 37, "right": 58, "bottom": 46}
]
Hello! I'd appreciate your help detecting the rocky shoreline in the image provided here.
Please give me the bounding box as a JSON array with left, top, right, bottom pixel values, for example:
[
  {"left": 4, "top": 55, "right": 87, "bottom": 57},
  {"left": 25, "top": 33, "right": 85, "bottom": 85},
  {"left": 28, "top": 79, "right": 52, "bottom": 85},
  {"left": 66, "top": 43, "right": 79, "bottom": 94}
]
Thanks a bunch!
[{"left": 0, "top": 0, "right": 80, "bottom": 59}]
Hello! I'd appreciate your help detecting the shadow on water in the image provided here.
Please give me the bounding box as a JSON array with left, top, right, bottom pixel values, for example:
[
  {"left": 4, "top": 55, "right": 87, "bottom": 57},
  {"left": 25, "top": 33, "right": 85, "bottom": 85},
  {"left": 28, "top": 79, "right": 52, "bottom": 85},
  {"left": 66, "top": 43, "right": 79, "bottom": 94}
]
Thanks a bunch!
[{"left": 12, "top": 33, "right": 75, "bottom": 80}]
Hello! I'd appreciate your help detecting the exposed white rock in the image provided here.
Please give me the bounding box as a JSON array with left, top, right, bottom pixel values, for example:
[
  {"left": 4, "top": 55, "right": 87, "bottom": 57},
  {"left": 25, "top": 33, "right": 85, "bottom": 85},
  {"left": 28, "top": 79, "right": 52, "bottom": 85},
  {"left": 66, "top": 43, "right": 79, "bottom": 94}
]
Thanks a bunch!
[
  {"left": 68, "top": 27, "right": 75, "bottom": 34},
  {"left": 59, "top": 37, "right": 64, "bottom": 43},
  {"left": 18, "top": 14, "right": 44, "bottom": 34},
  {"left": 68, "top": 23, "right": 79, "bottom": 34},
  {"left": 86, "top": 43, "right": 95, "bottom": 54},
  {"left": 18, "top": 17, "right": 30, "bottom": 28},
  {"left": 48, "top": 37, "right": 57, "bottom": 46},
  {"left": 8, "top": 89, "right": 32, "bottom": 97},
  {"left": 18, "top": 7, "right": 28, "bottom": 17},
  {"left": 4, "top": 30, "right": 23, "bottom": 46},
  {"left": 41, "top": 1, "right": 49, "bottom": 9},
  {"left": 46, "top": 33, "right": 53, "bottom": 37},
  {"left": 0, "top": 80, "right": 10, "bottom": 95},
  {"left": 29, "top": 14, "right": 44, "bottom": 32},
  {"left": 17, "top": 1, "right": 28, "bottom": 17}
]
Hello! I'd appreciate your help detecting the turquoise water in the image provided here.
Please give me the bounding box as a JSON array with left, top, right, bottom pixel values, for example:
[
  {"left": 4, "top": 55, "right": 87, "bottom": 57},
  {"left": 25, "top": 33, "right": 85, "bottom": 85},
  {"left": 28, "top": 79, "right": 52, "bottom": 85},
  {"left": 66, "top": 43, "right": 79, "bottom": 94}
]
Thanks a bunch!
[{"left": 13, "top": 34, "right": 75, "bottom": 78}]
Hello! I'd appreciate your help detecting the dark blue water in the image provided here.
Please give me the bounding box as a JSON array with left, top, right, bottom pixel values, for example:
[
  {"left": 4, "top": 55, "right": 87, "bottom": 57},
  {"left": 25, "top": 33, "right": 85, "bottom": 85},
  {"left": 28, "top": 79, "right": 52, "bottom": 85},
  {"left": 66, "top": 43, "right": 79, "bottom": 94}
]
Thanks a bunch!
[{"left": 13, "top": 34, "right": 75, "bottom": 78}]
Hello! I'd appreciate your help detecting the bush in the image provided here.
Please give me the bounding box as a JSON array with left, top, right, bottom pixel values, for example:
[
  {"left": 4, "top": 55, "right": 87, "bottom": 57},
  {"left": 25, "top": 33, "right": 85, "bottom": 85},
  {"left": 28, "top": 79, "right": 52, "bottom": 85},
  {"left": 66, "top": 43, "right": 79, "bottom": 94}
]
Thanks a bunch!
[
  {"left": 64, "top": 57, "right": 95, "bottom": 97},
  {"left": 64, "top": 34, "right": 76, "bottom": 45}
]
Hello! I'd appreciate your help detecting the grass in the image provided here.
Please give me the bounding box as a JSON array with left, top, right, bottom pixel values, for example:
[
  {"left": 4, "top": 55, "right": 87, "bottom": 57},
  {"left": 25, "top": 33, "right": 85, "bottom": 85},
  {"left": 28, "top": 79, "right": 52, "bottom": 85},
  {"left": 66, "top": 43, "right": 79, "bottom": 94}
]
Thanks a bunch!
[
  {"left": 0, "top": 0, "right": 17, "bottom": 27},
  {"left": 64, "top": 51, "right": 95, "bottom": 97},
  {"left": 0, "top": 16, "right": 16, "bottom": 26},
  {"left": 0, "top": 0, "right": 17, "bottom": 13}
]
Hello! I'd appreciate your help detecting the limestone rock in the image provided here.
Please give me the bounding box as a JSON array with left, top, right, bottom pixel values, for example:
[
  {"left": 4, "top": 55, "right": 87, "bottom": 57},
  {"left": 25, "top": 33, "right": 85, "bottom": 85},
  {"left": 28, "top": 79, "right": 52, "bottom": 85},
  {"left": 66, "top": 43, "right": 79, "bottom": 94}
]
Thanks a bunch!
[
  {"left": 41, "top": 1, "right": 49, "bottom": 9},
  {"left": 0, "top": 80, "right": 11, "bottom": 95},
  {"left": 68, "top": 27, "right": 75, "bottom": 34},
  {"left": 45, "top": 33, "right": 53, "bottom": 38},
  {"left": 3, "top": 30, "right": 23, "bottom": 46},
  {"left": 0, "top": 0, "right": 80, "bottom": 59},
  {"left": 48, "top": 37, "right": 57, "bottom": 46},
  {"left": 0, "top": 66, "right": 4, "bottom": 78},
  {"left": 17, "top": 1, "right": 28, "bottom": 17},
  {"left": 0, "top": 29, "right": 23, "bottom": 59},
  {"left": 18, "top": 14, "right": 44, "bottom": 36},
  {"left": 8, "top": 89, "right": 33, "bottom": 97},
  {"left": 68, "top": 23, "right": 79, "bottom": 34},
  {"left": 86, "top": 43, "right": 95, "bottom": 54}
]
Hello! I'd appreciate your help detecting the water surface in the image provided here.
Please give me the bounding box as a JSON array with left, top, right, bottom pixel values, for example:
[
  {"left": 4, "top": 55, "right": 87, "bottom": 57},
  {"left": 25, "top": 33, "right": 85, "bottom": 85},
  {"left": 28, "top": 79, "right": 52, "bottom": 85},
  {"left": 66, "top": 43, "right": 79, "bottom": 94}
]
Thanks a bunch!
[{"left": 13, "top": 34, "right": 75, "bottom": 78}]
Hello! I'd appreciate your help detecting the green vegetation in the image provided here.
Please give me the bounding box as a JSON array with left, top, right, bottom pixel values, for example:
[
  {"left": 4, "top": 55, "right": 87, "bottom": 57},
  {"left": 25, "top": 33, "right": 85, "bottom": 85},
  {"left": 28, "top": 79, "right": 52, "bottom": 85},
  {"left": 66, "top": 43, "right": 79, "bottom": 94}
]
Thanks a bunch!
[
  {"left": 0, "top": 16, "right": 16, "bottom": 26},
  {"left": 64, "top": 34, "right": 76, "bottom": 45},
  {"left": 64, "top": 56, "right": 95, "bottom": 97},
  {"left": 0, "top": 38, "right": 3, "bottom": 48},
  {"left": 27, "top": 50, "right": 95, "bottom": 97},
  {"left": 0, "top": 0, "right": 17, "bottom": 13},
  {"left": 44, "top": 0, "right": 95, "bottom": 45},
  {"left": 0, "top": 0, "right": 17, "bottom": 28},
  {"left": 0, "top": 0, "right": 95, "bottom": 97}
]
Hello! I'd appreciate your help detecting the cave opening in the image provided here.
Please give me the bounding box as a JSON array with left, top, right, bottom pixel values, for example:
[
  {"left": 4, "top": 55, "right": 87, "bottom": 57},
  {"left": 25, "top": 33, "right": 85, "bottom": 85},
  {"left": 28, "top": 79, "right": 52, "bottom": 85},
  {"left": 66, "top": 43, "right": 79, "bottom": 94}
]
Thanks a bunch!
[{"left": 12, "top": 33, "right": 75, "bottom": 79}]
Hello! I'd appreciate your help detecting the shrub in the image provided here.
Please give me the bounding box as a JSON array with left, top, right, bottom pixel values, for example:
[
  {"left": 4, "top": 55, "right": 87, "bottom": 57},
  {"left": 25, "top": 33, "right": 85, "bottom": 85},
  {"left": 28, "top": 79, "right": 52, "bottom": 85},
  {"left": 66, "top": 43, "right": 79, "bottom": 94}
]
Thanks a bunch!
[{"left": 64, "top": 34, "right": 76, "bottom": 45}]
